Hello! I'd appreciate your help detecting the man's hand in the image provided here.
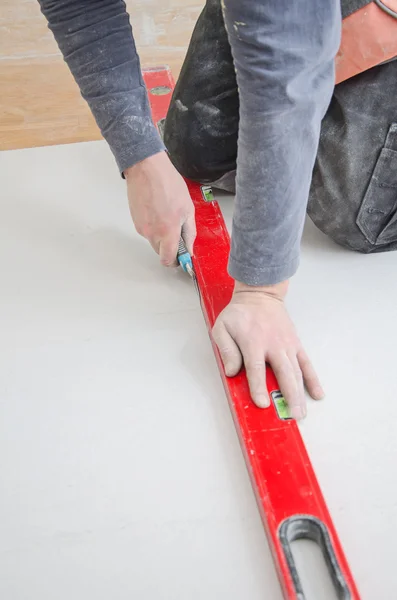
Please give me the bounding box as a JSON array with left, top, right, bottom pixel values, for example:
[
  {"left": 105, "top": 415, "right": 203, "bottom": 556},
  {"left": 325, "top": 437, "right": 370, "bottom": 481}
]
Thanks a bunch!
[
  {"left": 212, "top": 280, "right": 324, "bottom": 420},
  {"left": 124, "top": 152, "right": 196, "bottom": 266}
]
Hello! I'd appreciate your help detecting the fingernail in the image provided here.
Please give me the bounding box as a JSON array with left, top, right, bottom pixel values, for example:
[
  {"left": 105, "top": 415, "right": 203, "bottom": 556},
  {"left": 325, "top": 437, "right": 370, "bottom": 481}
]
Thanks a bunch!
[
  {"left": 255, "top": 395, "right": 270, "bottom": 409},
  {"left": 313, "top": 386, "right": 325, "bottom": 400},
  {"left": 224, "top": 363, "right": 233, "bottom": 377},
  {"left": 291, "top": 405, "right": 306, "bottom": 421}
]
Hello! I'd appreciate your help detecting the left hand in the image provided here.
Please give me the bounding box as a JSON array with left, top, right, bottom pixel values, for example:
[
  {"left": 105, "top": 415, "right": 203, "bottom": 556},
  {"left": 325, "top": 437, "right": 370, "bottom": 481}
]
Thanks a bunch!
[
  {"left": 124, "top": 151, "right": 196, "bottom": 267},
  {"left": 212, "top": 280, "right": 324, "bottom": 420}
]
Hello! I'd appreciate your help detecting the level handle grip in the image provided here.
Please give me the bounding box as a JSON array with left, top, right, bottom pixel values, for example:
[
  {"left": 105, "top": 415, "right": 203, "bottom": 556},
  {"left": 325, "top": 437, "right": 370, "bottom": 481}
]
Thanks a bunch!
[{"left": 278, "top": 515, "right": 352, "bottom": 599}]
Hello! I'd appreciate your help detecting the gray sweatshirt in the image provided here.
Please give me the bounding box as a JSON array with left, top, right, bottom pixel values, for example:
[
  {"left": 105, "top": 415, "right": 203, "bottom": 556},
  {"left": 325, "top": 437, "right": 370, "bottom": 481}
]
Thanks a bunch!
[{"left": 38, "top": 0, "right": 341, "bottom": 285}]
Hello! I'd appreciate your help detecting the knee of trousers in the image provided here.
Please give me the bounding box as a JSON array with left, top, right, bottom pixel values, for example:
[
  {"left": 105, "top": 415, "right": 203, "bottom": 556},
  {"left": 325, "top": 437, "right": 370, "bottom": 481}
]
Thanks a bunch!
[
  {"left": 163, "top": 97, "right": 238, "bottom": 184},
  {"left": 308, "top": 157, "right": 397, "bottom": 255},
  {"left": 307, "top": 183, "right": 375, "bottom": 254},
  {"left": 163, "top": 103, "right": 209, "bottom": 182},
  {"left": 308, "top": 60, "right": 397, "bottom": 254}
]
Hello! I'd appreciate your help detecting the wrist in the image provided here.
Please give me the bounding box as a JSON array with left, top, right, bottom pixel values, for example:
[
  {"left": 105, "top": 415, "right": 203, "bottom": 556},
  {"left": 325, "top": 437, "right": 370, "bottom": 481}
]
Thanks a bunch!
[
  {"left": 234, "top": 279, "right": 289, "bottom": 301},
  {"left": 123, "top": 151, "right": 166, "bottom": 180}
]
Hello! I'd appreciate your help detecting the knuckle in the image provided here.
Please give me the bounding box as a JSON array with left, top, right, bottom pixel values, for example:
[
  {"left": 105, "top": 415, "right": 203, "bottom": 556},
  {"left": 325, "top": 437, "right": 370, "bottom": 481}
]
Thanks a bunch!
[
  {"left": 156, "top": 221, "right": 172, "bottom": 237},
  {"left": 292, "top": 363, "right": 303, "bottom": 379},
  {"left": 218, "top": 345, "right": 235, "bottom": 357},
  {"left": 295, "top": 370, "right": 304, "bottom": 383},
  {"left": 142, "top": 224, "right": 155, "bottom": 239},
  {"left": 135, "top": 223, "right": 146, "bottom": 237},
  {"left": 245, "top": 359, "right": 265, "bottom": 372},
  {"left": 270, "top": 351, "right": 288, "bottom": 367}
]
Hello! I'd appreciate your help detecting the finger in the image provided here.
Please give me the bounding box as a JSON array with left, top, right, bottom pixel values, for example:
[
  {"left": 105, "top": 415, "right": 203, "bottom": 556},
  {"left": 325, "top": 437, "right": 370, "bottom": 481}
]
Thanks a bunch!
[
  {"left": 158, "top": 228, "right": 180, "bottom": 267},
  {"left": 271, "top": 354, "right": 305, "bottom": 420},
  {"left": 297, "top": 349, "right": 324, "bottom": 400},
  {"left": 289, "top": 353, "right": 307, "bottom": 418},
  {"left": 289, "top": 352, "right": 305, "bottom": 396},
  {"left": 240, "top": 343, "right": 269, "bottom": 408},
  {"left": 149, "top": 239, "right": 160, "bottom": 255},
  {"left": 212, "top": 321, "right": 243, "bottom": 377},
  {"left": 182, "top": 211, "right": 197, "bottom": 256}
]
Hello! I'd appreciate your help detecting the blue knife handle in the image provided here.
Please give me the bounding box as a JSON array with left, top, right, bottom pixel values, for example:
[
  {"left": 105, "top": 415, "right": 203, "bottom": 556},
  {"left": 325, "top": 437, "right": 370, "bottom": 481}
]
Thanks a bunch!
[{"left": 177, "top": 237, "right": 193, "bottom": 273}]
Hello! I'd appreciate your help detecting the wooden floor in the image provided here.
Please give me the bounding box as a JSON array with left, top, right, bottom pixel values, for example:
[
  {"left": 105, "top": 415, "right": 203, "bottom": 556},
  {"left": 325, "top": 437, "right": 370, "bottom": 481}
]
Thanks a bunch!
[{"left": 0, "top": 0, "right": 204, "bottom": 151}]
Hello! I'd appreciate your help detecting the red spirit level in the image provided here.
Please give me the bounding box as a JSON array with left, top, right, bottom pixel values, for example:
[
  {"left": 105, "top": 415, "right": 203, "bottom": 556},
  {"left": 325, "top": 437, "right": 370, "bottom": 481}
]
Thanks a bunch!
[{"left": 144, "top": 67, "right": 360, "bottom": 600}]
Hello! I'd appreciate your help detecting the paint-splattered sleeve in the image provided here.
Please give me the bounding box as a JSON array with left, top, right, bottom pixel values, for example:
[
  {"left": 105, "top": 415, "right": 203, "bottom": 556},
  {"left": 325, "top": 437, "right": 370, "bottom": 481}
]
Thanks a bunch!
[
  {"left": 38, "top": 0, "right": 165, "bottom": 174},
  {"left": 222, "top": 0, "right": 341, "bottom": 285}
]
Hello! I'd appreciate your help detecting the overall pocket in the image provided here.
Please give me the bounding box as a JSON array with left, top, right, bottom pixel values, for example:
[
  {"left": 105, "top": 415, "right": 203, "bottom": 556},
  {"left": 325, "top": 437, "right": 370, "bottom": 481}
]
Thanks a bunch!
[{"left": 357, "top": 123, "right": 397, "bottom": 246}]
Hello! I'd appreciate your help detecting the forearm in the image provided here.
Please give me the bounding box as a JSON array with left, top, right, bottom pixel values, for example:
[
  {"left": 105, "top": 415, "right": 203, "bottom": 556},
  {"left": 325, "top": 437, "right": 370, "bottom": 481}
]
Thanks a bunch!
[
  {"left": 38, "top": 0, "right": 164, "bottom": 173},
  {"left": 222, "top": 0, "right": 341, "bottom": 285}
]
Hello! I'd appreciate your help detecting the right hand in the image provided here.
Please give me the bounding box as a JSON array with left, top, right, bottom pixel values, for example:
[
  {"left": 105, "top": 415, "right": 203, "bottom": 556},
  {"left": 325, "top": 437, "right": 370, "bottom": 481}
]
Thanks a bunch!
[
  {"left": 124, "top": 151, "right": 196, "bottom": 266},
  {"left": 212, "top": 280, "right": 324, "bottom": 420}
]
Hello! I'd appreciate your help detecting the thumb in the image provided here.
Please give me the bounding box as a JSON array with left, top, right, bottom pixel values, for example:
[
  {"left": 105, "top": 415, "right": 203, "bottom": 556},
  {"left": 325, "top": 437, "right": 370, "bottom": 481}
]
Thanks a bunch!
[
  {"left": 159, "top": 227, "right": 180, "bottom": 267},
  {"left": 182, "top": 211, "right": 197, "bottom": 256},
  {"left": 212, "top": 321, "right": 242, "bottom": 377}
]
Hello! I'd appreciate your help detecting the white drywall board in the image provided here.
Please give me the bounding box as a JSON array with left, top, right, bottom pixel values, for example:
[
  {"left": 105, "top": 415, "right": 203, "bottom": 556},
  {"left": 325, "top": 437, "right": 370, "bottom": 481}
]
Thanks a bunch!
[{"left": 0, "top": 140, "right": 396, "bottom": 599}]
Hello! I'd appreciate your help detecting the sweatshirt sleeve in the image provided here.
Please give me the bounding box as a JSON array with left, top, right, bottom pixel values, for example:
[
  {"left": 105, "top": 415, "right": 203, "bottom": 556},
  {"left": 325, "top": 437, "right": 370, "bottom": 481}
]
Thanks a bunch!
[
  {"left": 38, "top": 0, "right": 165, "bottom": 173},
  {"left": 222, "top": 0, "right": 341, "bottom": 285}
]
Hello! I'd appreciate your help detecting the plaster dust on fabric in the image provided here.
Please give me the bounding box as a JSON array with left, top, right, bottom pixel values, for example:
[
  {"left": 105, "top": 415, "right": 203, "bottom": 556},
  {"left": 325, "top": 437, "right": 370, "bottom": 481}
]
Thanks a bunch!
[{"left": 0, "top": 140, "right": 396, "bottom": 599}]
